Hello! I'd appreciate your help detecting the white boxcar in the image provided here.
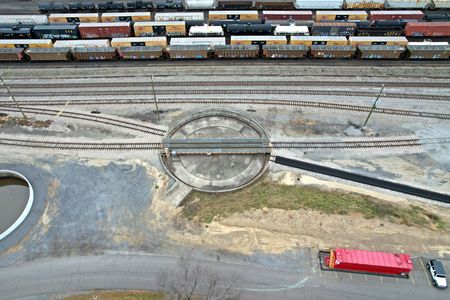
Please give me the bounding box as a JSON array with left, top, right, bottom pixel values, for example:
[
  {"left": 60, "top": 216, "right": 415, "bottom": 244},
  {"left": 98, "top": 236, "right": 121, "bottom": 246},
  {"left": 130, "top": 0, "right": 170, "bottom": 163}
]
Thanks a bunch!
[
  {"left": 344, "top": 0, "right": 384, "bottom": 8},
  {"left": 170, "top": 37, "right": 226, "bottom": 46},
  {"left": 183, "top": 0, "right": 216, "bottom": 9},
  {"left": 408, "top": 41, "right": 449, "bottom": 46},
  {"left": 189, "top": 25, "right": 224, "bottom": 36},
  {"left": 274, "top": 25, "right": 309, "bottom": 35},
  {"left": 53, "top": 39, "right": 111, "bottom": 48},
  {"left": 385, "top": 0, "right": 432, "bottom": 8},
  {"left": 0, "top": 15, "right": 48, "bottom": 24},
  {"left": 294, "top": 0, "right": 344, "bottom": 9},
  {"left": 154, "top": 12, "right": 205, "bottom": 22},
  {"left": 432, "top": 0, "right": 450, "bottom": 8}
]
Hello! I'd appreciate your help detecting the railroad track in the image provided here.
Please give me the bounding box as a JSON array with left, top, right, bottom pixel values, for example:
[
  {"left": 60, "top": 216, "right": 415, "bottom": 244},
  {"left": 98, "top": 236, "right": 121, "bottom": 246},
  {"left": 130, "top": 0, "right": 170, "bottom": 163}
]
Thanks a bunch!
[
  {"left": 0, "top": 106, "right": 166, "bottom": 136},
  {"left": 4, "top": 80, "right": 450, "bottom": 89},
  {"left": 2, "top": 98, "right": 447, "bottom": 120},
  {"left": 2, "top": 88, "right": 449, "bottom": 102},
  {"left": 272, "top": 139, "right": 422, "bottom": 149}
]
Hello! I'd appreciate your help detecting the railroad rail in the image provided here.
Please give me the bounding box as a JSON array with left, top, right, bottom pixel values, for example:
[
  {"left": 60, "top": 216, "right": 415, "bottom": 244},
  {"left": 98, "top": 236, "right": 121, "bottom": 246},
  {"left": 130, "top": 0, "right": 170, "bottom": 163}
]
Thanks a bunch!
[
  {"left": 2, "top": 88, "right": 448, "bottom": 102},
  {"left": 272, "top": 139, "right": 422, "bottom": 149},
  {"left": 0, "top": 106, "right": 166, "bottom": 136},
  {"left": 272, "top": 156, "right": 450, "bottom": 204},
  {"left": 2, "top": 99, "right": 447, "bottom": 120}
]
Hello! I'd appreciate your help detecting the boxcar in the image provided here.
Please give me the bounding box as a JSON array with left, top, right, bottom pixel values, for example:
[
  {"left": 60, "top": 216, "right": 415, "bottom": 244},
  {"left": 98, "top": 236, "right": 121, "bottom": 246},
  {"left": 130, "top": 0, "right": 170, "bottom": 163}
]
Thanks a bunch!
[
  {"left": 49, "top": 13, "right": 100, "bottom": 23},
  {"left": 310, "top": 45, "right": 356, "bottom": 58},
  {"left": 32, "top": 24, "right": 80, "bottom": 40},
  {"left": 404, "top": 22, "right": 450, "bottom": 37},
  {"left": 344, "top": 0, "right": 384, "bottom": 9},
  {"left": 117, "top": 46, "right": 164, "bottom": 59},
  {"left": 100, "top": 12, "right": 151, "bottom": 22},
  {"left": 433, "top": 0, "right": 450, "bottom": 8},
  {"left": 134, "top": 21, "right": 186, "bottom": 37},
  {"left": 315, "top": 11, "right": 368, "bottom": 22},
  {"left": 369, "top": 11, "right": 424, "bottom": 21},
  {"left": 294, "top": 0, "right": 344, "bottom": 9},
  {"left": 183, "top": 0, "right": 216, "bottom": 9},
  {"left": 72, "top": 47, "right": 117, "bottom": 60},
  {"left": 79, "top": 22, "right": 131, "bottom": 38},
  {"left": 290, "top": 35, "right": 348, "bottom": 46},
  {"left": 217, "top": 0, "right": 253, "bottom": 9},
  {"left": 226, "top": 24, "right": 273, "bottom": 35},
  {"left": 384, "top": 0, "right": 431, "bottom": 8},
  {"left": 254, "top": 0, "right": 296, "bottom": 9},
  {"left": 348, "top": 36, "right": 408, "bottom": 46},
  {"left": 312, "top": 22, "right": 357, "bottom": 36},
  {"left": 53, "top": 39, "right": 111, "bottom": 48},
  {"left": 0, "top": 15, "right": 48, "bottom": 25},
  {"left": 262, "top": 10, "right": 313, "bottom": 21},
  {"left": 407, "top": 42, "right": 450, "bottom": 59},
  {"left": 0, "top": 48, "right": 24, "bottom": 61},
  {"left": 424, "top": 12, "right": 450, "bottom": 22},
  {"left": 154, "top": 12, "right": 205, "bottom": 22},
  {"left": 230, "top": 35, "right": 288, "bottom": 45},
  {"left": 214, "top": 45, "right": 260, "bottom": 58},
  {"left": 25, "top": 47, "right": 71, "bottom": 61},
  {"left": 0, "top": 24, "right": 33, "bottom": 39},
  {"left": 357, "top": 20, "right": 403, "bottom": 36},
  {"left": 111, "top": 37, "right": 167, "bottom": 47},
  {"left": 262, "top": 44, "right": 308, "bottom": 58},
  {"left": 0, "top": 39, "right": 53, "bottom": 48},
  {"left": 208, "top": 11, "right": 259, "bottom": 21},
  {"left": 166, "top": 45, "right": 210, "bottom": 58},
  {"left": 170, "top": 37, "right": 226, "bottom": 46},
  {"left": 274, "top": 25, "right": 309, "bottom": 35},
  {"left": 357, "top": 45, "right": 405, "bottom": 59},
  {"left": 189, "top": 25, "right": 224, "bottom": 36}
]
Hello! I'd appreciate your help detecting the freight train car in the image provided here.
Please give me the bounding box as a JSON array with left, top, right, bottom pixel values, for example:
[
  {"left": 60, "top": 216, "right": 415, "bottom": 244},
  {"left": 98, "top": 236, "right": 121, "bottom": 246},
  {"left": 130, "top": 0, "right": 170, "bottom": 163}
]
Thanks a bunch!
[
  {"left": 357, "top": 44, "right": 405, "bottom": 58},
  {"left": 78, "top": 22, "right": 131, "bottom": 38},
  {"left": 100, "top": 12, "right": 151, "bottom": 22},
  {"left": 230, "top": 35, "right": 288, "bottom": 45},
  {"left": 166, "top": 45, "right": 210, "bottom": 58},
  {"left": 262, "top": 10, "right": 313, "bottom": 21},
  {"left": 407, "top": 42, "right": 450, "bottom": 59},
  {"left": 315, "top": 11, "right": 368, "bottom": 21},
  {"left": 25, "top": 47, "right": 71, "bottom": 61},
  {"left": 111, "top": 36, "right": 167, "bottom": 47},
  {"left": 424, "top": 12, "right": 450, "bottom": 22},
  {"left": 154, "top": 12, "right": 205, "bottom": 22},
  {"left": 134, "top": 21, "right": 186, "bottom": 36},
  {"left": 369, "top": 11, "right": 424, "bottom": 21},
  {"left": 433, "top": 0, "right": 450, "bottom": 8},
  {"left": 72, "top": 47, "right": 117, "bottom": 60},
  {"left": 344, "top": 0, "right": 384, "bottom": 9},
  {"left": 262, "top": 44, "right": 308, "bottom": 57},
  {"left": 53, "top": 39, "right": 111, "bottom": 48},
  {"left": 216, "top": 0, "right": 253, "bottom": 9},
  {"left": 0, "top": 48, "right": 25, "bottom": 61},
  {"left": 183, "top": 0, "right": 216, "bottom": 9},
  {"left": 0, "top": 24, "right": 34, "bottom": 39},
  {"left": 32, "top": 24, "right": 80, "bottom": 39},
  {"left": 357, "top": 20, "right": 403, "bottom": 36},
  {"left": 117, "top": 46, "right": 164, "bottom": 59},
  {"left": 310, "top": 45, "right": 356, "bottom": 58},
  {"left": 254, "top": 0, "right": 296, "bottom": 9},
  {"left": 208, "top": 10, "right": 259, "bottom": 21},
  {"left": 189, "top": 25, "right": 224, "bottom": 36},
  {"left": 290, "top": 35, "right": 348, "bottom": 46},
  {"left": 312, "top": 22, "right": 357, "bottom": 36},
  {"left": 349, "top": 36, "right": 408, "bottom": 45},
  {"left": 404, "top": 22, "right": 450, "bottom": 37},
  {"left": 49, "top": 13, "right": 100, "bottom": 23},
  {"left": 274, "top": 25, "right": 309, "bottom": 35},
  {"left": 226, "top": 23, "right": 273, "bottom": 35},
  {"left": 0, "top": 39, "right": 53, "bottom": 48},
  {"left": 294, "top": 0, "right": 344, "bottom": 9},
  {"left": 170, "top": 37, "right": 226, "bottom": 46},
  {"left": 0, "top": 15, "right": 48, "bottom": 25},
  {"left": 214, "top": 44, "right": 260, "bottom": 58},
  {"left": 384, "top": 0, "right": 431, "bottom": 8}
]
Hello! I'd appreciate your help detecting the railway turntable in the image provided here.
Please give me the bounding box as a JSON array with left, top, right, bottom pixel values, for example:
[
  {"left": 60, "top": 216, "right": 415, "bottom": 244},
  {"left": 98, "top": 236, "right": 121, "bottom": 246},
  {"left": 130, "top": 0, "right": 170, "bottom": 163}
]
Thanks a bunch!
[{"left": 160, "top": 108, "right": 271, "bottom": 192}]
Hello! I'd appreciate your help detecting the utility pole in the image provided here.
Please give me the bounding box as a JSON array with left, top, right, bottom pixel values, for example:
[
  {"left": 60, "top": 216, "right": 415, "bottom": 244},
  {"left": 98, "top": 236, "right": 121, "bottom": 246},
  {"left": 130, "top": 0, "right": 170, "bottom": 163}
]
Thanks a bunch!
[
  {"left": 150, "top": 75, "right": 160, "bottom": 122},
  {"left": 0, "top": 72, "right": 27, "bottom": 119},
  {"left": 360, "top": 84, "right": 384, "bottom": 131}
]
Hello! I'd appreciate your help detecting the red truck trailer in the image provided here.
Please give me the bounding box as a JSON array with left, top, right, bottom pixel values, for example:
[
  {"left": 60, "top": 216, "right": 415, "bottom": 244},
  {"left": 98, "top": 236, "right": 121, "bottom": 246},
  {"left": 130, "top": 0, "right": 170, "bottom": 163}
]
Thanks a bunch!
[{"left": 320, "top": 248, "right": 413, "bottom": 278}]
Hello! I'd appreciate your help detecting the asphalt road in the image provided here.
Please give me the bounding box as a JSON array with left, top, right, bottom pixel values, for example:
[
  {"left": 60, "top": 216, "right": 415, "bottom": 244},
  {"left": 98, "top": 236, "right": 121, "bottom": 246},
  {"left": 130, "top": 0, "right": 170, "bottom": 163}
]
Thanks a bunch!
[{"left": 0, "top": 254, "right": 449, "bottom": 300}]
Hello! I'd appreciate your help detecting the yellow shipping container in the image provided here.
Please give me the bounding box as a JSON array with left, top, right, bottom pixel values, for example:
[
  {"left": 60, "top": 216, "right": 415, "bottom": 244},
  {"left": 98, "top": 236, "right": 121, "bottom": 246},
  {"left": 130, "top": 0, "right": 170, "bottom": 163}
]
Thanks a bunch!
[
  {"left": 101, "top": 12, "right": 151, "bottom": 22},
  {"left": 348, "top": 36, "right": 408, "bottom": 46},
  {"left": 0, "top": 39, "right": 53, "bottom": 48},
  {"left": 290, "top": 36, "right": 348, "bottom": 46},
  {"left": 134, "top": 21, "right": 186, "bottom": 37},
  {"left": 315, "top": 11, "right": 368, "bottom": 21},
  {"left": 111, "top": 37, "right": 167, "bottom": 47},
  {"left": 49, "top": 13, "right": 100, "bottom": 23},
  {"left": 208, "top": 10, "right": 259, "bottom": 21},
  {"left": 230, "top": 36, "right": 287, "bottom": 45}
]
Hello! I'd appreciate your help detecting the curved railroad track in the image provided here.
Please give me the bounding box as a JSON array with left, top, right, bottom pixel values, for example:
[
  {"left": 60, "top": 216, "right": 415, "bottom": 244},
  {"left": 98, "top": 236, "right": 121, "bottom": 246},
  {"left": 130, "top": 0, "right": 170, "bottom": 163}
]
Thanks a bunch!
[
  {"left": 3, "top": 88, "right": 449, "bottom": 102},
  {"left": 0, "top": 106, "right": 166, "bottom": 136},
  {"left": 3, "top": 98, "right": 446, "bottom": 120}
]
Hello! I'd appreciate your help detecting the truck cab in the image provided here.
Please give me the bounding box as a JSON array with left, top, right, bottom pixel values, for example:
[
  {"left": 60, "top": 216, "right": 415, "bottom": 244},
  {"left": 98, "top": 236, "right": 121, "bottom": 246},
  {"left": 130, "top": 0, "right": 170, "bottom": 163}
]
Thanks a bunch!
[{"left": 427, "top": 259, "right": 448, "bottom": 289}]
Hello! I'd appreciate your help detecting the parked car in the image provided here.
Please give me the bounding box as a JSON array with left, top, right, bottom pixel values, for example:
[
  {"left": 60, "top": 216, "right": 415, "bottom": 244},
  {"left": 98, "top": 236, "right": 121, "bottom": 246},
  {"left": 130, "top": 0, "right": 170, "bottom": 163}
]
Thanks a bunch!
[{"left": 427, "top": 259, "right": 448, "bottom": 289}]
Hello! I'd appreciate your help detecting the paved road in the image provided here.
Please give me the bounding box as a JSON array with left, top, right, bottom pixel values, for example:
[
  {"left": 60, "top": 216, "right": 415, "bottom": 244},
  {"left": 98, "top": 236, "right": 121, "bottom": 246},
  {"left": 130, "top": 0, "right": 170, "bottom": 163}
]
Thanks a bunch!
[{"left": 0, "top": 254, "right": 449, "bottom": 300}]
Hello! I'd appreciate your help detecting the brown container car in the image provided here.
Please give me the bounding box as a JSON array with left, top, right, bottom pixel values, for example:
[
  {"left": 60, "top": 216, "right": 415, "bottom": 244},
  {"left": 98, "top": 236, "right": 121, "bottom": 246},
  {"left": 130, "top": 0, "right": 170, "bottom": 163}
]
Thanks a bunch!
[
  {"left": 310, "top": 45, "right": 356, "bottom": 58},
  {"left": 0, "top": 48, "right": 24, "bottom": 61},
  {"left": 214, "top": 45, "right": 259, "bottom": 58},
  {"left": 25, "top": 47, "right": 71, "bottom": 61},
  {"left": 78, "top": 23, "right": 132, "bottom": 39},
  {"left": 404, "top": 22, "right": 450, "bottom": 37},
  {"left": 262, "top": 44, "right": 308, "bottom": 58},
  {"left": 407, "top": 44, "right": 450, "bottom": 59},
  {"left": 358, "top": 45, "right": 405, "bottom": 59},
  {"left": 72, "top": 47, "right": 117, "bottom": 60},
  {"left": 262, "top": 10, "right": 313, "bottom": 21},
  {"left": 255, "top": 0, "right": 295, "bottom": 9},
  {"left": 166, "top": 45, "right": 210, "bottom": 59},
  {"left": 369, "top": 11, "right": 424, "bottom": 21},
  {"left": 118, "top": 46, "right": 164, "bottom": 59}
]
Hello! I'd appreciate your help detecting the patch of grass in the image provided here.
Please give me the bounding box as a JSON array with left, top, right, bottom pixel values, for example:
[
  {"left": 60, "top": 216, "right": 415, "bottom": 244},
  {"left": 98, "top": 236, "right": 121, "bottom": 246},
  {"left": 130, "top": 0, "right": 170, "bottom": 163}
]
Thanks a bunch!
[
  {"left": 181, "top": 181, "right": 446, "bottom": 230},
  {"left": 64, "top": 290, "right": 165, "bottom": 300}
]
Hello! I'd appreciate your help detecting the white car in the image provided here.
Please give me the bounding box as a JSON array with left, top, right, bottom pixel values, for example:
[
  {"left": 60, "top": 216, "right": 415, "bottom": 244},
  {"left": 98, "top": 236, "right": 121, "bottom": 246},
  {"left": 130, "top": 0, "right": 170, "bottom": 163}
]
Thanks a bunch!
[{"left": 427, "top": 259, "right": 448, "bottom": 289}]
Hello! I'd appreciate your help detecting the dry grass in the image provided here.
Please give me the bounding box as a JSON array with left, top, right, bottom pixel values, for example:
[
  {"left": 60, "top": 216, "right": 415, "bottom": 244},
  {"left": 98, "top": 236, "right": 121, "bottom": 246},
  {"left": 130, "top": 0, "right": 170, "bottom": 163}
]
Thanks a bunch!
[{"left": 63, "top": 290, "right": 165, "bottom": 300}]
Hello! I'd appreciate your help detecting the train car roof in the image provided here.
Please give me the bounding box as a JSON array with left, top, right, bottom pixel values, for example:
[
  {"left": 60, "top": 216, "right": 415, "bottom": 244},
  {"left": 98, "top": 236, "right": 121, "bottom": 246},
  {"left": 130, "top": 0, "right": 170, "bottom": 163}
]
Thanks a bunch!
[
  {"left": 49, "top": 13, "right": 99, "bottom": 18},
  {"left": 349, "top": 36, "right": 408, "bottom": 41},
  {"left": 111, "top": 37, "right": 167, "bottom": 42},
  {"left": 315, "top": 10, "right": 368, "bottom": 14},
  {"left": 0, "top": 15, "right": 48, "bottom": 24},
  {"left": 170, "top": 37, "right": 226, "bottom": 45},
  {"left": 101, "top": 12, "right": 151, "bottom": 17},
  {"left": 53, "top": 39, "right": 110, "bottom": 47},
  {"left": 134, "top": 21, "right": 186, "bottom": 26},
  {"left": 0, "top": 39, "right": 52, "bottom": 44},
  {"left": 262, "top": 10, "right": 313, "bottom": 15},
  {"left": 369, "top": 10, "right": 424, "bottom": 15},
  {"left": 290, "top": 35, "right": 347, "bottom": 41},
  {"left": 230, "top": 35, "right": 288, "bottom": 40},
  {"left": 78, "top": 22, "right": 130, "bottom": 27},
  {"left": 209, "top": 10, "right": 259, "bottom": 14}
]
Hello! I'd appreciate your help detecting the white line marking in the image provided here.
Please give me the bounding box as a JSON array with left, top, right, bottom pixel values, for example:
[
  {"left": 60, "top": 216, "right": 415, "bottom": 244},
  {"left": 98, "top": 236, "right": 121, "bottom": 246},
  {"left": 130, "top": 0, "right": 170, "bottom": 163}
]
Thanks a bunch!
[{"left": 418, "top": 257, "right": 431, "bottom": 287}]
